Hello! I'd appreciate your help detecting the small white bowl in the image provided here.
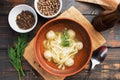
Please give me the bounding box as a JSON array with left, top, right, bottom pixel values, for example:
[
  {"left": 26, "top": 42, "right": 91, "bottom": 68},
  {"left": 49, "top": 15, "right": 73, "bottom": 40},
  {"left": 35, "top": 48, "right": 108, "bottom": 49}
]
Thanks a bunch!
[
  {"left": 34, "top": 0, "right": 62, "bottom": 18},
  {"left": 8, "top": 4, "right": 38, "bottom": 33}
]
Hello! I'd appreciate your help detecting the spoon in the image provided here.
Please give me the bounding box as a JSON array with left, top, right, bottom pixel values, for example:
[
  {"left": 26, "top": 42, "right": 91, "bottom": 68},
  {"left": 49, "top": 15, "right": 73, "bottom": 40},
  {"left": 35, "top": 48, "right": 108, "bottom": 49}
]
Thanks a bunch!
[{"left": 85, "top": 46, "right": 108, "bottom": 80}]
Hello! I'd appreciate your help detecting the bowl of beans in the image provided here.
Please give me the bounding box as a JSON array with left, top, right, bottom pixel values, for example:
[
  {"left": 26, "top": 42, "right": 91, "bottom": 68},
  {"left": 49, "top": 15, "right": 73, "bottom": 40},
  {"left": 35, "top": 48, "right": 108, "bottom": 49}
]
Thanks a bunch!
[
  {"left": 34, "top": 0, "right": 62, "bottom": 18},
  {"left": 8, "top": 4, "right": 38, "bottom": 33}
]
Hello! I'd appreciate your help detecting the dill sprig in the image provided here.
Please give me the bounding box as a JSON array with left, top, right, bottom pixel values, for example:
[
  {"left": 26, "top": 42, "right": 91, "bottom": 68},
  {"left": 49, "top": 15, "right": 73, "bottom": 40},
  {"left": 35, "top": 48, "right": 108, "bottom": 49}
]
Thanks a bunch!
[
  {"left": 8, "top": 34, "right": 28, "bottom": 80},
  {"left": 61, "top": 29, "right": 70, "bottom": 47}
]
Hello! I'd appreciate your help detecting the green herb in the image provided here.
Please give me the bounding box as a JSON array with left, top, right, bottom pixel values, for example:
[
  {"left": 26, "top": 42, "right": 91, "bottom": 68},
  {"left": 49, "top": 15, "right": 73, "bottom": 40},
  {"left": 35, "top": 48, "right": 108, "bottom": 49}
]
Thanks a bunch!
[
  {"left": 61, "top": 29, "right": 70, "bottom": 47},
  {"left": 8, "top": 34, "right": 28, "bottom": 80}
]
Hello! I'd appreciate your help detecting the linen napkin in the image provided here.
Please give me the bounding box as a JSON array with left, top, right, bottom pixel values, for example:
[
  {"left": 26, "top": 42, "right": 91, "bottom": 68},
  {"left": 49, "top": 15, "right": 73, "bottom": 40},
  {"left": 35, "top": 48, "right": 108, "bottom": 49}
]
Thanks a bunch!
[{"left": 77, "top": 0, "right": 120, "bottom": 10}]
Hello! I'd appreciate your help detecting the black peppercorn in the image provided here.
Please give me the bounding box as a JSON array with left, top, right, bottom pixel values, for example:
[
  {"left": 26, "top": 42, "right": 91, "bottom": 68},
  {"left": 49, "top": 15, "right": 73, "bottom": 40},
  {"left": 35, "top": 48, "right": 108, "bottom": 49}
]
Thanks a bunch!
[{"left": 16, "top": 11, "right": 35, "bottom": 30}]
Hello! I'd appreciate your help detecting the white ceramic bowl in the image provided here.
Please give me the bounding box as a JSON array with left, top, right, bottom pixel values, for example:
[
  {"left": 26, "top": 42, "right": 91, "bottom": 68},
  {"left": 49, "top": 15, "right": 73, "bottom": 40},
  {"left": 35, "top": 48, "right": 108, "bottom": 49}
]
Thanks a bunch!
[
  {"left": 8, "top": 4, "right": 38, "bottom": 33},
  {"left": 34, "top": 0, "right": 62, "bottom": 18}
]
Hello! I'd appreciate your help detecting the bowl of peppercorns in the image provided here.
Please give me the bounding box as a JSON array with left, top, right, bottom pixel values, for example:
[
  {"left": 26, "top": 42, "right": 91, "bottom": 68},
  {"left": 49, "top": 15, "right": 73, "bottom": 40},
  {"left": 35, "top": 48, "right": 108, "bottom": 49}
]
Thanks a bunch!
[
  {"left": 8, "top": 4, "right": 38, "bottom": 33},
  {"left": 34, "top": 0, "right": 62, "bottom": 18}
]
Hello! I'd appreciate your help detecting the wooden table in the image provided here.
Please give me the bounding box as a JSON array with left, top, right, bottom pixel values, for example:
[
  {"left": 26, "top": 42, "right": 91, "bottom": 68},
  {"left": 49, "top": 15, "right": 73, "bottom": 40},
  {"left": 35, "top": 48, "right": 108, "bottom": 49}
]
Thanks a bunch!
[{"left": 0, "top": 0, "right": 120, "bottom": 80}]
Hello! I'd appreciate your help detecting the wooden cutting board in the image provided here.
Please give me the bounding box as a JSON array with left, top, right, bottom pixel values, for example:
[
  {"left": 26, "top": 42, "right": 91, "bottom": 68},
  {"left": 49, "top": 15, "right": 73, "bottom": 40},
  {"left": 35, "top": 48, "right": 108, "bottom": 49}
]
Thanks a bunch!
[{"left": 23, "top": 6, "right": 106, "bottom": 80}]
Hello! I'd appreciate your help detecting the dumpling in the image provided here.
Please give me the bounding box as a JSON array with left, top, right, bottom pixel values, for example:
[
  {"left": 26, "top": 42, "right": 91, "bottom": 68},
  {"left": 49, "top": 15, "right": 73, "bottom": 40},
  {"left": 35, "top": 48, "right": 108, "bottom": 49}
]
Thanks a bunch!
[
  {"left": 44, "top": 50, "right": 52, "bottom": 61},
  {"left": 67, "top": 29, "right": 76, "bottom": 38},
  {"left": 46, "top": 30, "right": 56, "bottom": 40},
  {"left": 65, "top": 58, "right": 74, "bottom": 67},
  {"left": 76, "top": 42, "right": 83, "bottom": 50}
]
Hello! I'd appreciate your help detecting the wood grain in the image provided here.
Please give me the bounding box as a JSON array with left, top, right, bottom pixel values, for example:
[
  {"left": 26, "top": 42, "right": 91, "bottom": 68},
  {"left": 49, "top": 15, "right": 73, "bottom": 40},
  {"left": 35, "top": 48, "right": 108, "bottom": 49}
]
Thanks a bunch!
[
  {"left": 65, "top": 48, "right": 120, "bottom": 80},
  {"left": 0, "top": 0, "right": 120, "bottom": 80}
]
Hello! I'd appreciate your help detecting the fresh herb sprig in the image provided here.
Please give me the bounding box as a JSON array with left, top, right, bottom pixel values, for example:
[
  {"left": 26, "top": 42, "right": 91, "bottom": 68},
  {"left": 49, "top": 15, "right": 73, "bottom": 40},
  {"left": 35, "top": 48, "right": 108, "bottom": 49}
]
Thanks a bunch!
[
  {"left": 8, "top": 34, "right": 28, "bottom": 80},
  {"left": 61, "top": 29, "right": 70, "bottom": 47}
]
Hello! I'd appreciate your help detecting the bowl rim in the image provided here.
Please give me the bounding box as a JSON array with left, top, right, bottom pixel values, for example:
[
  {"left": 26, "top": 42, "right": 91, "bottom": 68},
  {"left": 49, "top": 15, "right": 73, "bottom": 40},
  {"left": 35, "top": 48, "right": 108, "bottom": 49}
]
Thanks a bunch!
[
  {"left": 34, "top": 18, "right": 93, "bottom": 76},
  {"left": 34, "top": 0, "right": 62, "bottom": 18},
  {"left": 8, "top": 4, "right": 38, "bottom": 33}
]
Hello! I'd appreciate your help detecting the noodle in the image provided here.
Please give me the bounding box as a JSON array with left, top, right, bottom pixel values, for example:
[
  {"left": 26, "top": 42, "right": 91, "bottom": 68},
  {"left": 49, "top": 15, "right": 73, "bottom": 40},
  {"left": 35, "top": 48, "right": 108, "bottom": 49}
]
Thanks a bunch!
[{"left": 43, "top": 29, "right": 83, "bottom": 70}]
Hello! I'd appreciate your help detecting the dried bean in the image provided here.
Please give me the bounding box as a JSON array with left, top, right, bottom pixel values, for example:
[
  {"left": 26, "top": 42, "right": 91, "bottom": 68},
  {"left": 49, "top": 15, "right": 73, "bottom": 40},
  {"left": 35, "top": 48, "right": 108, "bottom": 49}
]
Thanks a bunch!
[{"left": 37, "top": 0, "right": 60, "bottom": 16}]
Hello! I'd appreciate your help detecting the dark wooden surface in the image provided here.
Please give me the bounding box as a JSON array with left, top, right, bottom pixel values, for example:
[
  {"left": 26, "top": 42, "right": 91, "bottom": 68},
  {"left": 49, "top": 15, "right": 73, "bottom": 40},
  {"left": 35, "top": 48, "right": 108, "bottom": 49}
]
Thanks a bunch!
[{"left": 0, "top": 0, "right": 120, "bottom": 80}]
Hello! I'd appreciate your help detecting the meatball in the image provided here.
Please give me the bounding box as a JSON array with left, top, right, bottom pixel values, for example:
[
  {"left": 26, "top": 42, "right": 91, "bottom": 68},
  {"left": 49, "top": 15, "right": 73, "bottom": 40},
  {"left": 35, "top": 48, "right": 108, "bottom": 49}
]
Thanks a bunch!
[
  {"left": 65, "top": 58, "right": 74, "bottom": 67},
  {"left": 46, "top": 30, "right": 56, "bottom": 40}
]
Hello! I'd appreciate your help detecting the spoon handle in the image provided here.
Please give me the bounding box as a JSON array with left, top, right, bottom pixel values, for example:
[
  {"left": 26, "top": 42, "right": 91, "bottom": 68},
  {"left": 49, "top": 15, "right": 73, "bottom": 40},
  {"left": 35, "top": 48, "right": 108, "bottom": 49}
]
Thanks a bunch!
[
  {"left": 84, "top": 69, "right": 93, "bottom": 80},
  {"left": 84, "top": 61, "right": 93, "bottom": 80}
]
